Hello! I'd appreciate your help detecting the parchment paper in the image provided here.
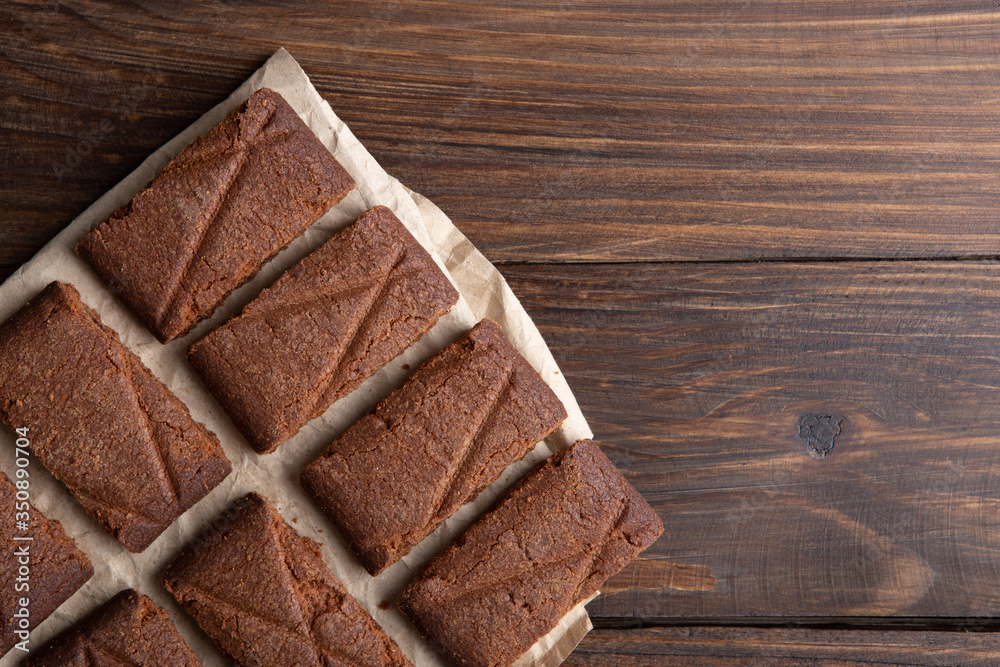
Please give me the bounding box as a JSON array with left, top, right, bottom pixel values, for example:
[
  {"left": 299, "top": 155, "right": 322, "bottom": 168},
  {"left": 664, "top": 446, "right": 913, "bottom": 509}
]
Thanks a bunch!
[{"left": 0, "top": 48, "right": 595, "bottom": 666}]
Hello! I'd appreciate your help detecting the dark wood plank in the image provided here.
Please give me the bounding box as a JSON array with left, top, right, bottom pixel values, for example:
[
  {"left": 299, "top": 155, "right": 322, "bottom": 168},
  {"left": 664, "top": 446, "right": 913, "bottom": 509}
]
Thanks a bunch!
[
  {"left": 565, "top": 625, "right": 1000, "bottom": 666},
  {"left": 4, "top": 1, "right": 1000, "bottom": 269},
  {"left": 7, "top": 2, "right": 1000, "bottom": 660},
  {"left": 502, "top": 261, "right": 1000, "bottom": 619}
]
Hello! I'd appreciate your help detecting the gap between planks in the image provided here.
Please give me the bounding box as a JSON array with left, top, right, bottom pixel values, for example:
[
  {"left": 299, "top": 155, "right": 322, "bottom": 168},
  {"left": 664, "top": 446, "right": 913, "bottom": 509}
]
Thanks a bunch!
[{"left": 590, "top": 616, "right": 1000, "bottom": 632}]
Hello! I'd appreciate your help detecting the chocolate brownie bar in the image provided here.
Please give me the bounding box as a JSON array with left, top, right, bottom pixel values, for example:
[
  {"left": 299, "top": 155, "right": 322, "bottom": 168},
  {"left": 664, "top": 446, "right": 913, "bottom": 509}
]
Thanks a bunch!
[
  {"left": 398, "top": 439, "right": 663, "bottom": 667},
  {"left": 164, "top": 493, "right": 411, "bottom": 667},
  {"left": 0, "top": 282, "right": 232, "bottom": 552},
  {"left": 187, "top": 205, "right": 459, "bottom": 454},
  {"left": 77, "top": 87, "right": 356, "bottom": 342},
  {"left": 26, "top": 589, "right": 200, "bottom": 667},
  {"left": 0, "top": 471, "right": 93, "bottom": 658},
  {"left": 301, "top": 319, "right": 567, "bottom": 575}
]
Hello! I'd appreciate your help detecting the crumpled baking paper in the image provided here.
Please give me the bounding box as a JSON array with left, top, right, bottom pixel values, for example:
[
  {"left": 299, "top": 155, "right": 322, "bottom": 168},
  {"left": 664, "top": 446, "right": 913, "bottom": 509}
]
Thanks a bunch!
[{"left": 0, "top": 48, "right": 595, "bottom": 666}]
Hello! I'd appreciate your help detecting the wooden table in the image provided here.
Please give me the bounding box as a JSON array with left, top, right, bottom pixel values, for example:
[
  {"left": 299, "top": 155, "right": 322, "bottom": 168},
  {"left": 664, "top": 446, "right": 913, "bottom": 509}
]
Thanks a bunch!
[{"left": 4, "top": 1, "right": 1000, "bottom": 664}]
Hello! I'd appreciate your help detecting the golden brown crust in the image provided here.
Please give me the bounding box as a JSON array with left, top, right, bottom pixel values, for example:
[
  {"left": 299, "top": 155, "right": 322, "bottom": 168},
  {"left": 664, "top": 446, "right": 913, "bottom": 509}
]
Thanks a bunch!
[
  {"left": 0, "top": 282, "right": 232, "bottom": 552},
  {"left": 187, "top": 205, "right": 459, "bottom": 454},
  {"left": 398, "top": 440, "right": 663, "bottom": 667},
  {"left": 77, "top": 88, "right": 356, "bottom": 342},
  {"left": 301, "top": 319, "right": 567, "bottom": 575}
]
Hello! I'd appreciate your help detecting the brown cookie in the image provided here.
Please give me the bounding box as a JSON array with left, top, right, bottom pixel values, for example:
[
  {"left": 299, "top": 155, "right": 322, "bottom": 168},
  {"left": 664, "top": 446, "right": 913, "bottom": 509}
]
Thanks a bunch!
[
  {"left": 398, "top": 439, "right": 663, "bottom": 667},
  {"left": 0, "top": 282, "right": 232, "bottom": 552},
  {"left": 164, "top": 493, "right": 411, "bottom": 667},
  {"left": 187, "top": 205, "right": 459, "bottom": 454},
  {"left": 301, "top": 319, "right": 567, "bottom": 575},
  {"left": 26, "top": 589, "right": 200, "bottom": 666},
  {"left": 78, "top": 88, "right": 356, "bottom": 342},
  {"left": 0, "top": 471, "right": 93, "bottom": 658}
]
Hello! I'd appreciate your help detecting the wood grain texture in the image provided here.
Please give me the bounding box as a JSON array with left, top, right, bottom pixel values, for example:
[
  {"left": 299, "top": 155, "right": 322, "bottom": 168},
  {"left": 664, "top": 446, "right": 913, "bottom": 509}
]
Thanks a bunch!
[
  {"left": 564, "top": 626, "right": 1000, "bottom": 666},
  {"left": 3, "top": 1, "right": 1000, "bottom": 271},
  {"left": 502, "top": 261, "right": 1000, "bottom": 619},
  {"left": 7, "top": 0, "right": 1000, "bottom": 661}
]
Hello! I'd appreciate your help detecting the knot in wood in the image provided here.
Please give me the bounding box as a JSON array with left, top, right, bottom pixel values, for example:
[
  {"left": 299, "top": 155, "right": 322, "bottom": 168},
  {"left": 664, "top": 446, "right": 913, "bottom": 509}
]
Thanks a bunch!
[{"left": 797, "top": 414, "right": 843, "bottom": 458}]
